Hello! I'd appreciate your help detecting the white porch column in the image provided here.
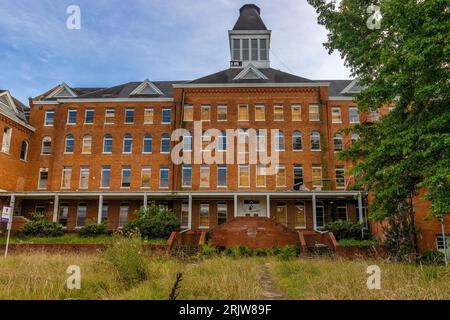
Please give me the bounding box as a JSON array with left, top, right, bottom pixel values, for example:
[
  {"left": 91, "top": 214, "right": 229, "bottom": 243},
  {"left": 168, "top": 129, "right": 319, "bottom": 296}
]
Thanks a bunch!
[
  {"left": 358, "top": 192, "right": 364, "bottom": 238},
  {"left": 144, "top": 193, "right": 148, "bottom": 209},
  {"left": 234, "top": 194, "right": 238, "bottom": 218},
  {"left": 97, "top": 194, "right": 103, "bottom": 224},
  {"left": 266, "top": 194, "right": 271, "bottom": 218},
  {"left": 52, "top": 194, "right": 59, "bottom": 223},
  {"left": 312, "top": 192, "right": 317, "bottom": 231},
  {"left": 188, "top": 193, "right": 192, "bottom": 229},
  {"left": 5, "top": 195, "right": 15, "bottom": 258}
]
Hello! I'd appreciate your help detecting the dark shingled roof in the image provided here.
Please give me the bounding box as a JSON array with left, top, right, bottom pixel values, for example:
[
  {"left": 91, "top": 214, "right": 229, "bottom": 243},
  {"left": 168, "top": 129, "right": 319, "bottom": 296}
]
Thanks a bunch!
[
  {"left": 189, "top": 68, "right": 315, "bottom": 84},
  {"left": 233, "top": 4, "right": 267, "bottom": 31},
  {"left": 38, "top": 81, "right": 188, "bottom": 101},
  {"left": 318, "top": 80, "right": 354, "bottom": 97},
  {"left": 0, "top": 89, "right": 29, "bottom": 123}
]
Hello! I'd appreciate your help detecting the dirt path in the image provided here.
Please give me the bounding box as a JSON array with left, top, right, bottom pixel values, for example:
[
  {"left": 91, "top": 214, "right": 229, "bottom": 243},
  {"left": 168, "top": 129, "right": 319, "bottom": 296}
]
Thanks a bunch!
[{"left": 259, "top": 263, "right": 286, "bottom": 300}]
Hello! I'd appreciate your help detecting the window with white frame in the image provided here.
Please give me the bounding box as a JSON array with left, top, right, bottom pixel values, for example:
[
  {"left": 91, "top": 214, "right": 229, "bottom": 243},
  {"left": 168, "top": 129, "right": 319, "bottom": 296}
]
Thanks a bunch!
[
  {"left": 309, "top": 105, "right": 320, "bottom": 121},
  {"left": 238, "top": 104, "right": 249, "bottom": 121},
  {"left": 183, "top": 131, "right": 192, "bottom": 152},
  {"left": 310, "top": 131, "right": 321, "bottom": 151},
  {"left": 349, "top": 107, "right": 359, "bottom": 123},
  {"left": 201, "top": 105, "right": 211, "bottom": 122},
  {"left": 336, "top": 201, "right": 348, "bottom": 220},
  {"left": 218, "top": 131, "right": 227, "bottom": 152},
  {"left": 275, "top": 131, "right": 285, "bottom": 151},
  {"left": 121, "top": 166, "right": 131, "bottom": 188},
  {"left": 161, "top": 134, "right": 170, "bottom": 153},
  {"left": 79, "top": 166, "right": 90, "bottom": 189},
  {"left": 64, "top": 135, "right": 74, "bottom": 154},
  {"left": 293, "top": 165, "right": 304, "bottom": 190},
  {"left": 41, "top": 136, "right": 52, "bottom": 155},
  {"left": 217, "top": 165, "right": 227, "bottom": 187},
  {"left": 292, "top": 105, "right": 302, "bottom": 121},
  {"left": 255, "top": 105, "right": 265, "bottom": 121},
  {"left": 276, "top": 202, "right": 287, "bottom": 225},
  {"left": 351, "top": 133, "right": 360, "bottom": 144},
  {"left": 183, "top": 105, "right": 193, "bottom": 122},
  {"left": 61, "top": 166, "right": 72, "bottom": 189},
  {"left": 123, "top": 134, "right": 133, "bottom": 154},
  {"left": 181, "top": 202, "right": 189, "bottom": 229},
  {"left": 103, "top": 134, "right": 113, "bottom": 153},
  {"left": 101, "top": 204, "right": 108, "bottom": 223},
  {"left": 182, "top": 165, "right": 192, "bottom": 187},
  {"left": 276, "top": 165, "right": 287, "bottom": 187},
  {"left": 217, "top": 105, "right": 227, "bottom": 121},
  {"left": 125, "top": 108, "right": 134, "bottom": 124},
  {"left": 292, "top": 131, "right": 302, "bottom": 151},
  {"left": 143, "top": 134, "right": 152, "bottom": 153},
  {"left": 58, "top": 204, "right": 69, "bottom": 227},
  {"left": 101, "top": 166, "right": 110, "bottom": 188},
  {"left": 159, "top": 165, "right": 169, "bottom": 188},
  {"left": 200, "top": 165, "right": 210, "bottom": 188},
  {"left": 436, "top": 235, "right": 450, "bottom": 253},
  {"left": 144, "top": 108, "right": 154, "bottom": 124},
  {"left": 256, "top": 165, "right": 266, "bottom": 187},
  {"left": 295, "top": 202, "right": 306, "bottom": 229},
  {"left": 217, "top": 202, "right": 227, "bottom": 225},
  {"left": 76, "top": 203, "right": 87, "bottom": 228},
  {"left": 44, "top": 110, "right": 55, "bottom": 126},
  {"left": 119, "top": 204, "right": 129, "bottom": 228},
  {"left": 199, "top": 202, "right": 210, "bottom": 229},
  {"left": 257, "top": 130, "right": 266, "bottom": 152},
  {"left": 82, "top": 135, "right": 92, "bottom": 154},
  {"left": 202, "top": 131, "right": 211, "bottom": 153},
  {"left": 238, "top": 129, "right": 249, "bottom": 154},
  {"left": 332, "top": 107, "right": 342, "bottom": 123},
  {"left": 335, "top": 166, "right": 346, "bottom": 189},
  {"left": 20, "top": 141, "right": 28, "bottom": 161},
  {"left": 162, "top": 108, "right": 171, "bottom": 124},
  {"left": 238, "top": 165, "right": 250, "bottom": 188},
  {"left": 105, "top": 108, "right": 115, "bottom": 124},
  {"left": 1, "top": 127, "right": 12, "bottom": 153},
  {"left": 233, "top": 39, "right": 241, "bottom": 61},
  {"left": 141, "top": 166, "right": 151, "bottom": 189},
  {"left": 274, "top": 105, "right": 284, "bottom": 121},
  {"left": 67, "top": 109, "right": 77, "bottom": 125},
  {"left": 312, "top": 165, "right": 323, "bottom": 189},
  {"left": 333, "top": 133, "right": 343, "bottom": 152},
  {"left": 85, "top": 109, "right": 94, "bottom": 124}
]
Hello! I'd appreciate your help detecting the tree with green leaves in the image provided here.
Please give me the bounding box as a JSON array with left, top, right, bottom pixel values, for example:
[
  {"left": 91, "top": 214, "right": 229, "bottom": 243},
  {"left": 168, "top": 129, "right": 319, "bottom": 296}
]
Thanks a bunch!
[{"left": 307, "top": 0, "right": 449, "bottom": 260}]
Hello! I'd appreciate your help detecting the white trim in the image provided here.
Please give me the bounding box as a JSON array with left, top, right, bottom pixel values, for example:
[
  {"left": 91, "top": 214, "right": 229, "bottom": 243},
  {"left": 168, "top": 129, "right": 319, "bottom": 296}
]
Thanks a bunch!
[
  {"left": 174, "top": 82, "right": 330, "bottom": 89},
  {"left": 130, "top": 79, "right": 163, "bottom": 96},
  {"left": 33, "top": 98, "right": 174, "bottom": 104},
  {"left": 0, "top": 91, "right": 19, "bottom": 114},
  {"left": 341, "top": 78, "right": 361, "bottom": 94},
  {"left": 233, "top": 64, "right": 268, "bottom": 80},
  {"left": 46, "top": 83, "right": 78, "bottom": 99},
  {"left": 328, "top": 96, "right": 355, "bottom": 101}
]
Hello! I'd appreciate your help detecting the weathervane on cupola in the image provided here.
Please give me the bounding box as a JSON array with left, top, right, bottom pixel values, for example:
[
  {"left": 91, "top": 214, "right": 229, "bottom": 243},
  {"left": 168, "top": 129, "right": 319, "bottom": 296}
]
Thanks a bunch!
[{"left": 228, "top": 4, "right": 272, "bottom": 69}]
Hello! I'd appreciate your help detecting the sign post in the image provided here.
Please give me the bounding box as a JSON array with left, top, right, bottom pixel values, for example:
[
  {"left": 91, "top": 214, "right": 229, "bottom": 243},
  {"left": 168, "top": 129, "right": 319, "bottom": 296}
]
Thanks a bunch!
[{"left": 3, "top": 196, "right": 15, "bottom": 258}]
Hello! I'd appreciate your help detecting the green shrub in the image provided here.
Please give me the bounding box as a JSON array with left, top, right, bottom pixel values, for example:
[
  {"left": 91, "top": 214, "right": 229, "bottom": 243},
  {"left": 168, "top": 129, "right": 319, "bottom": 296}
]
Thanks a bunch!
[
  {"left": 224, "top": 247, "right": 234, "bottom": 257},
  {"left": 278, "top": 246, "right": 300, "bottom": 260},
  {"left": 418, "top": 250, "right": 446, "bottom": 265},
  {"left": 21, "top": 213, "right": 64, "bottom": 237},
  {"left": 253, "top": 248, "right": 271, "bottom": 257},
  {"left": 271, "top": 247, "right": 282, "bottom": 256},
  {"left": 78, "top": 222, "right": 109, "bottom": 237},
  {"left": 123, "top": 204, "right": 180, "bottom": 240},
  {"left": 326, "top": 220, "right": 365, "bottom": 240},
  {"left": 102, "top": 236, "right": 148, "bottom": 288},
  {"left": 201, "top": 241, "right": 217, "bottom": 257}
]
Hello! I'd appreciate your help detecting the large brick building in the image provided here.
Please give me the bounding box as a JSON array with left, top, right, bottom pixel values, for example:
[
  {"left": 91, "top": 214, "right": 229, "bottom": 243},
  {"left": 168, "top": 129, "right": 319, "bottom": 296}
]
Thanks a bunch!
[{"left": 0, "top": 4, "right": 448, "bottom": 253}]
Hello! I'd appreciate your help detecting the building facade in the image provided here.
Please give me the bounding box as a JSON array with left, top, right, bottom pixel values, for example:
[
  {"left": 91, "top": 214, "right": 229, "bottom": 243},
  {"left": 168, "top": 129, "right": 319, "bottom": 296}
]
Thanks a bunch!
[{"left": 0, "top": 4, "right": 448, "bottom": 253}]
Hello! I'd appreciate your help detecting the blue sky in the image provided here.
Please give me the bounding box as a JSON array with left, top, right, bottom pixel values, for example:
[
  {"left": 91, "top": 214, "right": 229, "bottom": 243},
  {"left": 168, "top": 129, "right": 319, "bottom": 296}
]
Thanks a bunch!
[{"left": 0, "top": 0, "right": 350, "bottom": 103}]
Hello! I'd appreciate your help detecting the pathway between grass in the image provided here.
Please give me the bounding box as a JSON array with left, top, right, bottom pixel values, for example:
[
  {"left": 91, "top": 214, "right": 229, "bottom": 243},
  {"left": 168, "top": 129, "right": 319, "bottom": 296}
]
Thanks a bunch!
[{"left": 260, "top": 263, "right": 285, "bottom": 300}]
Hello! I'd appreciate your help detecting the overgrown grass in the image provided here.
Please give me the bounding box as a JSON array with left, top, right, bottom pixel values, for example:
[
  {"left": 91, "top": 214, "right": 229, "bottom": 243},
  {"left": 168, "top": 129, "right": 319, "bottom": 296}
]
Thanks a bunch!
[
  {"left": 0, "top": 252, "right": 447, "bottom": 300},
  {"left": 338, "top": 239, "right": 380, "bottom": 247},
  {"left": 0, "top": 234, "right": 167, "bottom": 245},
  {"left": 268, "top": 258, "right": 450, "bottom": 300}
]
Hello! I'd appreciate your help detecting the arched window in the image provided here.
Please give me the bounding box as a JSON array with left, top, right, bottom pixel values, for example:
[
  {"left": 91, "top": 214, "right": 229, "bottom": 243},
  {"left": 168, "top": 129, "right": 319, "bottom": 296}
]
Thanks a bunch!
[
  {"left": 143, "top": 134, "right": 153, "bottom": 153},
  {"left": 82, "top": 135, "right": 92, "bottom": 154},
  {"left": 292, "top": 131, "right": 302, "bottom": 151},
  {"left": 123, "top": 134, "right": 133, "bottom": 154},
  {"left": 65, "top": 135, "right": 74, "bottom": 153},
  {"left": 333, "top": 133, "right": 343, "bottom": 152},
  {"left": 351, "top": 134, "right": 360, "bottom": 144},
  {"left": 275, "top": 131, "right": 285, "bottom": 151},
  {"left": 103, "top": 134, "right": 113, "bottom": 153},
  {"left": 20, "top": 141, "right": 28, "bottom": 161},
  {"left": 310, "top": 131, "right": 321, "bottom": 151},
  {"left": 183, "top": 131, "right": 192, "bottom": 152},
  {"left": 42, "top": 136, "right": 52, "bottom": 155},
  {"left": 161, "top": 134, "right": 170, "bottom": 153}
]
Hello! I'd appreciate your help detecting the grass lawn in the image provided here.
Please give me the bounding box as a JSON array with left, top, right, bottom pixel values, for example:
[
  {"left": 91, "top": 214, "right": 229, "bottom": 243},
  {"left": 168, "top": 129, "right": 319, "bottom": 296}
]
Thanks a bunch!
[
  {"left": 0, "top": 252, "right": 448, "bottom": 300},
  {"left": 0, "top": 234, "right": 167, "bottom": 245}
]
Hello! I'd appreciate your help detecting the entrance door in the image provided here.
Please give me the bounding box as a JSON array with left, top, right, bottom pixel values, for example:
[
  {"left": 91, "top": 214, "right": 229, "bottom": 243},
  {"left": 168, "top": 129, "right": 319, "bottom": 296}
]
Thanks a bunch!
[
  {"left": 316, "top": 201, "right": 325, "bottom": 229},
  {"left": 276, "top": 202, "right": 287, "bottom": 226},
  {"left": 243, "top": 200, "right": 261, "bottom": 217}
]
